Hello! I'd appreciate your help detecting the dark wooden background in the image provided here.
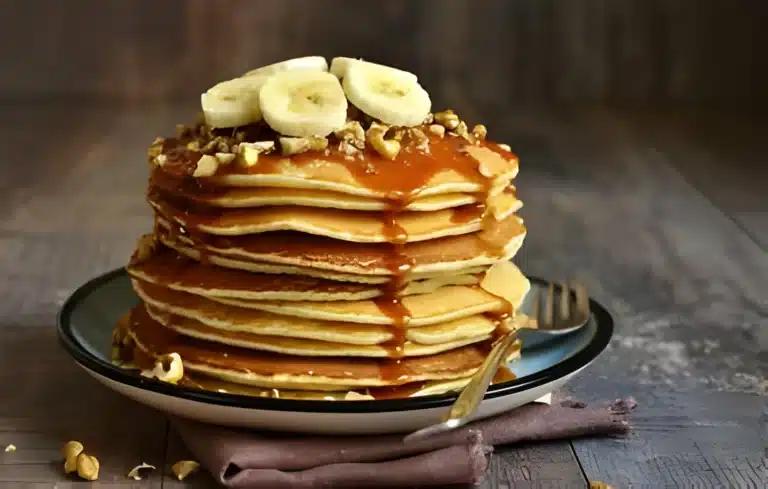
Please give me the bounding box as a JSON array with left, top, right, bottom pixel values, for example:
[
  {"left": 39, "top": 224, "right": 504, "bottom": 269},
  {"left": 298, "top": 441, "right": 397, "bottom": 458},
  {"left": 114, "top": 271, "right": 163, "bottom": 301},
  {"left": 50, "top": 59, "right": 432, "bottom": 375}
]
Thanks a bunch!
[{"left": 1, "top": 0, "right": 767, "bottom": 109}]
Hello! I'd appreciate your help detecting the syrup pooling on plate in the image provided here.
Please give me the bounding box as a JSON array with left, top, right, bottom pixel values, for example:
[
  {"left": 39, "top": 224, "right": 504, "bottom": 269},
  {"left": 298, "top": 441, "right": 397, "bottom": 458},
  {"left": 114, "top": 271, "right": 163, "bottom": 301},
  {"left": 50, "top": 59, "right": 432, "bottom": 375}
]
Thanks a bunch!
[{"left": 116, "top": 56, "right": 529, "bottom": 400}]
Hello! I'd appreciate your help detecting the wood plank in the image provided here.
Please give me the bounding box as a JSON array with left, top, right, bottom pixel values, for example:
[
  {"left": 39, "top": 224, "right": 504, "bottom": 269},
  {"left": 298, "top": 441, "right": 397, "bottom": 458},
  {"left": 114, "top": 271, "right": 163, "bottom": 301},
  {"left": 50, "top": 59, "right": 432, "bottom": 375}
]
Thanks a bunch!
[
  {"left": 568, "top": 382, "right": 767, "bottom": 489},
  {"left": 496, "top": 109, "right": 768, "bottom": 394},
  {"left": 480, "top": 443, "right": 587, "bottom": 489},
  {"left": 0, "top": 326, "right": 167, "bottom": 487},
  {"left": 0, "top": 234, "right": 134, "bottom": 325},
  {"left": 0, "top": 0, "right": 766, "bottom": 107},
  {"left": 734, "top": 212, "right": 768, "bottom": 252}
]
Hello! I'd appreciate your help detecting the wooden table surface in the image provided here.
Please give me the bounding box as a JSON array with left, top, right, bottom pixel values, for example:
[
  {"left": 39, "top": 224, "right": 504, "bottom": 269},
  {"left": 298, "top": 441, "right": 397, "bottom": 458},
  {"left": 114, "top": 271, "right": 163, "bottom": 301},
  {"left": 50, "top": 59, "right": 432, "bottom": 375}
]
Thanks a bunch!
[{"left": 0, "top": 102, "right": 765, "bottom": 489}]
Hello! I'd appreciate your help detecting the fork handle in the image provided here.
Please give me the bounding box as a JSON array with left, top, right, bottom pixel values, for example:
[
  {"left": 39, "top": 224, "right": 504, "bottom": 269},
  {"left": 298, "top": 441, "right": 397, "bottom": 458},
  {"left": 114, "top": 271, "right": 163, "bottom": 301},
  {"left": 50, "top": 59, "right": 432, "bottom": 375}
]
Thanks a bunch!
[{"left": 442, "top": 329, "right": 520, "bottom": 422}]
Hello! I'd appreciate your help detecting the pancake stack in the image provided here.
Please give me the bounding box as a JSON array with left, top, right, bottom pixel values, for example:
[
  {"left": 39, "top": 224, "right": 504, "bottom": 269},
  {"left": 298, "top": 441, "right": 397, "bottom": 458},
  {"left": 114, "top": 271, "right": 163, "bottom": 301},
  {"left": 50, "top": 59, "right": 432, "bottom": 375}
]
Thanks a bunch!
[{"left": 112, "top": 56, "right": 531, "bottom": 400}]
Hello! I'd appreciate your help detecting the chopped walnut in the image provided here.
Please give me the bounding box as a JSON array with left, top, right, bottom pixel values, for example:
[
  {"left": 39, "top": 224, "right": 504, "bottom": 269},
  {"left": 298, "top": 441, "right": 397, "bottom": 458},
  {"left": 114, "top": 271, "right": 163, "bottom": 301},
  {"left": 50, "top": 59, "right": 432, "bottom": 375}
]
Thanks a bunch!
[
  {"left": 422, "top": 113, "right": 435, "bottom": 125},
  {"left": 76, "top": 453, "right": 100, "bottom": 481},
  {"left": 498, "top": 143, "right": 512, "bottom": 152},
  {"left": 366, "top": 122, "right": 401, "bottom": 160},
  {"left": 153, "top": 154, "right": 168, "bottom": 167},
  {"left": 133, "top": 234, "right": 157, "bottom": 264},
  {"left": 4, "top": 444, "right": 15, "bottom": 452},
  {"left": 280, "top": 136, "right": 329, "bottom": 156},
  {"left": 409, "top": 127, "right": 430, "bottom": 153},
  {"left": 215, "top": 152, "right": 236, "bottom": 164},
  {"left": 193, "top": 155, "right": 219, "bottom": 177},
  {"left": 428, "top": 124, "right": 446, "bottom": 138},
  {"left": 238, "top": 141, "right": 275, "bottom": 167},
  {"left": 147, "top": 137, "right": 164, "bottom": 158},
  {"left": 217, "top": 140, "right": 231, "bottom": 153},
  {"left": 127, "top": 463, "right": 156, "bottom": 481},
  {"left": 185, "top": 140, "right": 201, "bottom": 151},
  {"left": 334, "top": 121, "right": 365, "bottom": 149},
  {"left": 201, "top": 136, "right": 224, "bottom": 154},
  {"left": 452, "top": 121, "right": 475, "bottom": 143},
  {"left": 141, "top": 352, "right": 184, "bottom": 384},
  {"left": 338, "top": 140, "right": 361, "bottom": 157},
  {"left": 472, "top": 124, "right": 488, "bottom": 141},
  {"left": 390, "top": 128, "right": 406, "bottom": 142},
  {"left": 62, "top": 441, "right": 84, "bottom": 475},
  {"left": 171, "top": 460, "right": 200, "bottom": 481},
  {"left": 434, "top": 110, "right": 460, "bottom": 130}
]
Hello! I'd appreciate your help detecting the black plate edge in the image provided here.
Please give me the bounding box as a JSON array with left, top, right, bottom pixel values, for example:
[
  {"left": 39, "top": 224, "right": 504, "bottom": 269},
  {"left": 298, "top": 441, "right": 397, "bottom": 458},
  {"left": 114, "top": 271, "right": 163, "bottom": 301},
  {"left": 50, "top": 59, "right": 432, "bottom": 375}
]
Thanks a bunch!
[{"left": 57, "top": 268, "right": 614, "bottom": 414}]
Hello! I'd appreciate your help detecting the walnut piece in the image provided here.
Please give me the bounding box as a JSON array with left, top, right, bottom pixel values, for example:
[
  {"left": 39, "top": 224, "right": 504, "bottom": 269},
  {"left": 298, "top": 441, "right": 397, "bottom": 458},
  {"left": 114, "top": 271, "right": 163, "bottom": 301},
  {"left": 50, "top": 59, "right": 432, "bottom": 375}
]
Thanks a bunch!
[
  {"left": 367, "top": 122, "right": 401, "bottom": 160},
  {"left": 215, "top": 152, "right": 236, "bottom": 164},
  {"left": 62, "top": 441, "right": 84, "bottom": 474},
  {"left": 238, "top": 141, "right": 275, "bottom": 167},
  {"left": 428, "top": 124, "right": 446, "bottom": 138},
  {"left": 127, "top": 462, "right": 156, "bottom": 481},
  {"left": 76, "top": 453, "right": 100, "bottom": 481},
  {"left": 280, "top": 136, "right": 329, "bottom": 156},
  {"left": 171, "top": 460, "right": 201, "bottom": 481},
  {"left": 472, "top": 124, "right": 488, "bottom": 141},
  {"left": 147, "top": 137, "right": 164, "bottom": 158},
  {"left": 185, "top": 140, "right": 201, "bottom": 151},
  {"left": 133, "top": 234, "right": 157, "bottom": 264},
  {"left": 498, "top": 143, "right": 512, "bottom": 152},
  {"left": 141, "top": 352, "right": 184, "bottom": 384},
  {"left": 409, "top": 127, "right": 430, "bottom": 153},
  {"left": 452, "top": 121, "right": 474, "bottom": 143},
  {"left": 334, "top": 121, "right": 365, "bottom": 149},
  {"left": 193, "top": 154, "right": 219, "bottom": 177},
  {"left": 4, "top": 444, "right": 15, "bottom": 452},
  {"left": 434, "top": 110, "right": 460, "bottom": 130}
]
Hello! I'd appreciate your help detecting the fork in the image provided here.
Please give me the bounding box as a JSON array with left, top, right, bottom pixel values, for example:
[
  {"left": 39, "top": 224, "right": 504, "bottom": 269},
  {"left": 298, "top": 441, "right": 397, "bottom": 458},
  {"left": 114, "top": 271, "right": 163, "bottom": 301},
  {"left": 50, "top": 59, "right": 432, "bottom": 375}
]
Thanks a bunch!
[{"left": 403, "top": 280, "right": 591, "bottom": 443}]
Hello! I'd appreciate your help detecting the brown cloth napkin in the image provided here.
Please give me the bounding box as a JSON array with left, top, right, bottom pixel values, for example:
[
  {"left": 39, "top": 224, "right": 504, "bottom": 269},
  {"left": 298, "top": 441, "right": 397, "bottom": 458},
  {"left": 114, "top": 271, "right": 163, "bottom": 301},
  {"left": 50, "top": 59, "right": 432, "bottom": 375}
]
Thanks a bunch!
[{"left": 173, "top": 398, "right": 636, "bottom": 489}]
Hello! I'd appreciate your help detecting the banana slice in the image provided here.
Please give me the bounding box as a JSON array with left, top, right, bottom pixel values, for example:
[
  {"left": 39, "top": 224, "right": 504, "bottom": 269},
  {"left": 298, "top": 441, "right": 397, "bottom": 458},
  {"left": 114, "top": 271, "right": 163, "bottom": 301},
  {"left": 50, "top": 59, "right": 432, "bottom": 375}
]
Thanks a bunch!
[
  {"left": 330, "top": 57, "right": 418, "bottom": 82},
  {"left": 245, "top": 56, "right": 328, "bottom": 77},
  {"left": 201, "top": 76, "right": 266, "bottom": 128},
  {"left": 342, "top": 63, "right": 430, "bottom": 127},
  {"left": 259, "top": 70, "right": 348, "bottom": 137}
]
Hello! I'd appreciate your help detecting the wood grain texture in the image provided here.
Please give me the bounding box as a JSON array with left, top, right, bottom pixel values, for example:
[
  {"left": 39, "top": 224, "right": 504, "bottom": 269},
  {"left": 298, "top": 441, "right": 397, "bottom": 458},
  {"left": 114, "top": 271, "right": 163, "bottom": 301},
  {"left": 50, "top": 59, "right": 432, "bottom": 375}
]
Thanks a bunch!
[
  {"left": 0, "top": 327, "right": 168, "bottom": 487},
  {"left": 1, "top": 102, "right": 767, "bottom": 487},
  {"left": 479, "top": 443, "right": 587, "bottom": 489},
  {"left": 0, "top": 0, "right": 766, "bottom": 107},
  {"left": 567, "top": 381, "right": 768, "bottom": 489}
]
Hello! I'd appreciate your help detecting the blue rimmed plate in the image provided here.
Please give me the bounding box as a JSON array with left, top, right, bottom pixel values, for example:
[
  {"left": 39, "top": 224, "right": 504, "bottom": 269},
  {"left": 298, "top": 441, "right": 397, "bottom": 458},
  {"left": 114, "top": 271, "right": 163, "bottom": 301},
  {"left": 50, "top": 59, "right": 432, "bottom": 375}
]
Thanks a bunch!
[{"left": 57, "top": 269, "right": 613, "bottom": 435}]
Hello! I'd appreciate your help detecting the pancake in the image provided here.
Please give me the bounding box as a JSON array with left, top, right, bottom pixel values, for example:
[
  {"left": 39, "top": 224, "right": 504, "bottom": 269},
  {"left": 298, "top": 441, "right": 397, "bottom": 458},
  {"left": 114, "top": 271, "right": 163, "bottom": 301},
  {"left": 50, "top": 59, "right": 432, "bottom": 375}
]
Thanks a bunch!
[
  {"left": 149, "top": 190, "right": 521, "bottom": 242},
  {"left": 209, "top": 285, "right": 507, "bottom": 326},
  {"left": 133, "top": 279, "right": 504, "bottom": 346},
  {"left": 174, "top": 354, "right": 520, "bottom": 400},
  {"left": 145, "top": 304, "right": 493, "bottom": 358},
  {"left": 155, "top": 213, "right": 526, "bottom": 278},
  {"left": 156, "top": 129, "right": 519, "bottom": 200},
  {"left": 120, "top": 305, "right": 522, "bottom": 390},
  {"left": 128, "top": 245, "right": 482, "bottom": 301},
  {"left": 150, "top": 167, "right": 494, "bottom": 211}
]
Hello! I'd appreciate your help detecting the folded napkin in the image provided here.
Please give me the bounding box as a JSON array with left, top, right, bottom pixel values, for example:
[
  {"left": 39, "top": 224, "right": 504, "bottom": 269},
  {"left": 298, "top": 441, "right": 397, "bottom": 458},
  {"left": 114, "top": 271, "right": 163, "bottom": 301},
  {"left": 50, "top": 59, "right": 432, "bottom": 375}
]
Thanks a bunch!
[{"left": 173, "top": 397, "right": 636, "bottom": 489}]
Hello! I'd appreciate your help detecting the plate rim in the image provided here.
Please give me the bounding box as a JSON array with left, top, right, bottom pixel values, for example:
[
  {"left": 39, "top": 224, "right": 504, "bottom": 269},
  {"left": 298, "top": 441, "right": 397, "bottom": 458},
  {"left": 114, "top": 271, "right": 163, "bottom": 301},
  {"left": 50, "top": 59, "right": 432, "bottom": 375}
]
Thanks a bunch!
[{"left": 57, "top": 267, "right": 613, "bottom": 413}]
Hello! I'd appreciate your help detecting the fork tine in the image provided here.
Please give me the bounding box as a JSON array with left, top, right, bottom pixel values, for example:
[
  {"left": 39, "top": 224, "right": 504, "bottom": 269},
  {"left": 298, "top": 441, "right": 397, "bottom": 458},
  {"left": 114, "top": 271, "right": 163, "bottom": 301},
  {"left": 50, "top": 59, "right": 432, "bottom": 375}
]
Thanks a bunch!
[
  {"left": 559, "top": 281, "right": 570, "bottom": 321},
  {"left": 531, "top": 288, "right": 541, "bottom": 326},
  {"left": 571, "top": 281, "right": 590, "bottom": 321},
  {"left": 543, "top": 282, "right": 555, "bottom": 329}
]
